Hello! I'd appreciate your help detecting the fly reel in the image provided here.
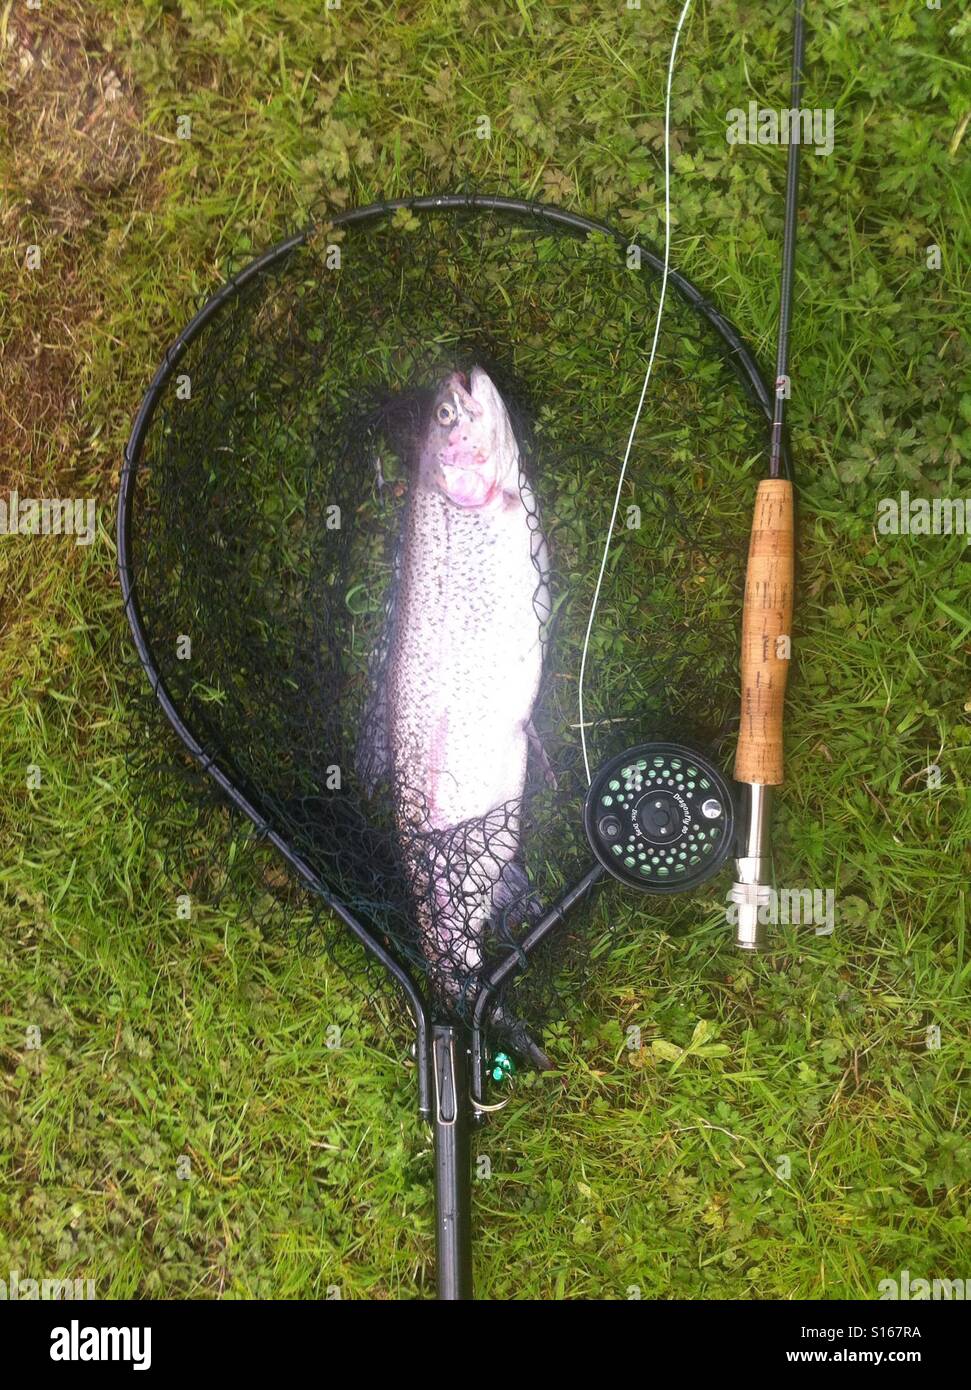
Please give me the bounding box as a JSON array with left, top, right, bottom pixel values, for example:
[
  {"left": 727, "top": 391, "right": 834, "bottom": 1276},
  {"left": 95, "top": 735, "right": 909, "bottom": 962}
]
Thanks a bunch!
[{"left": 583, "top": 743, "right": 735, "bottom": 893}]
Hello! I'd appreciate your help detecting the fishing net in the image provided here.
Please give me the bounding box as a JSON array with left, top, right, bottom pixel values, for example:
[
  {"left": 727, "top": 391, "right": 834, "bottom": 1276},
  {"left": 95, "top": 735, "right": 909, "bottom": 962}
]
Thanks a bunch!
[{"left": 120, "top": 195, "right": 775, "bottom": 1072}]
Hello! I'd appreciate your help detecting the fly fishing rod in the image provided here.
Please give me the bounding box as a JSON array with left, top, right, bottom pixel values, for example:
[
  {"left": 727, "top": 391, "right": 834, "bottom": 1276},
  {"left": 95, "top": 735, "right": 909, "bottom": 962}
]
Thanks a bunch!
[
  {"left": 470, "top": 0, "right": 807, "bottom": 1094},
  {"left": 730, "top": 0, "right": 804, "bottom": 948}
]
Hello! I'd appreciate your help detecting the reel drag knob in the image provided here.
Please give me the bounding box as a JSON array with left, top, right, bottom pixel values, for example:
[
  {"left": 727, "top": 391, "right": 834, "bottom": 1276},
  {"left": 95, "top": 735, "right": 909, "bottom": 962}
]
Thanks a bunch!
[{"left": 584, "top": 742, "right": 735, "bottom": 894}]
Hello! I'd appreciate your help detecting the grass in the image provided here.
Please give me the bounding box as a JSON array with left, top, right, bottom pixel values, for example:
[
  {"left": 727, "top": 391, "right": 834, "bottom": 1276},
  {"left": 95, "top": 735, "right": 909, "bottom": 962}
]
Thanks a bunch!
[{"left": 1, "top": 0, "right": 969, "bottom": 1299}]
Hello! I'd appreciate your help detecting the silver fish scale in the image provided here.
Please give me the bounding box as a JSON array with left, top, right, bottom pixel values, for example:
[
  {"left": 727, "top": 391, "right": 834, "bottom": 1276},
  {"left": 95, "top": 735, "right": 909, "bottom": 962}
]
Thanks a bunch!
[
  {"left": 388, "top": 474, "right": 547, "bottom": 989},
  {"left": 390, "top": 480, "right": 544, "bottom": 829}
]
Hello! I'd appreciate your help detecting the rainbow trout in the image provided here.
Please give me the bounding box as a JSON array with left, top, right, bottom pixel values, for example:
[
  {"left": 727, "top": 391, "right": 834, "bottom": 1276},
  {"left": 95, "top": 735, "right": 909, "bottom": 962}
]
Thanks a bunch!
[{"left": 359, "top": 367, "right": 551, "bottom": 1067}]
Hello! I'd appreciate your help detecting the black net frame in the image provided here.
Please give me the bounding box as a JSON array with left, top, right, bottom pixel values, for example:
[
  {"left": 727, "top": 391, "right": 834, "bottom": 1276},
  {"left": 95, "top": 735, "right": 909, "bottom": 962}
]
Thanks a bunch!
[{"left": 118, "top": 193, "right": 788, "bottom": 1111}]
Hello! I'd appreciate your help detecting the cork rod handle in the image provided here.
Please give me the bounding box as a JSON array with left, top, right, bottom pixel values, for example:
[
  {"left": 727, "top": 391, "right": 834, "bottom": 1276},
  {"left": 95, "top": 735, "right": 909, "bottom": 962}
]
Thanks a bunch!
[{"left": 734, "top": 478, "right": 794, "bottom": 786}]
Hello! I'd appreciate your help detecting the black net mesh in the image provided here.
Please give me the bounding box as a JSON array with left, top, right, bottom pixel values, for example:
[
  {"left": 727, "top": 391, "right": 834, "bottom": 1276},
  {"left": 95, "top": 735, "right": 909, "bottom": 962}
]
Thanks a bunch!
[{"left": 121, "top": 198, "right": 770, "bottom": 1066}]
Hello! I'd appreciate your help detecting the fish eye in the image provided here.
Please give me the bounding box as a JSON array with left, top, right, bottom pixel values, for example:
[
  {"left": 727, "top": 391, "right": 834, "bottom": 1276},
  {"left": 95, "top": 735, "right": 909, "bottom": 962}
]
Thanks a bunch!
[{"left": 436, "top": 402, "right": 457, "bottom": 426}]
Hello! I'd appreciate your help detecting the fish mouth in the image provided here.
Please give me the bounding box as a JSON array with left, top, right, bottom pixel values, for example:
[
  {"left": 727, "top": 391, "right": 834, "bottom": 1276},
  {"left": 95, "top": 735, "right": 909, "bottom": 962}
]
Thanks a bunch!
[
  {"left": 438, "top": 462, "right": 500, "bottom": 508},
  {"left": 437, "top": 373, "right": 495, "bottom": 505},
  {"left": 430, "top": 367, "right": 505, "bottom": 506}
]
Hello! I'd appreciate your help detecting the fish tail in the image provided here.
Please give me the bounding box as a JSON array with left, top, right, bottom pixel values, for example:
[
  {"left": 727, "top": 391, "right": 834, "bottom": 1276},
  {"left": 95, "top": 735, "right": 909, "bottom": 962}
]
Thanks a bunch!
[{"left": 490, "top": 857, "right": 544, "bottom": 924}]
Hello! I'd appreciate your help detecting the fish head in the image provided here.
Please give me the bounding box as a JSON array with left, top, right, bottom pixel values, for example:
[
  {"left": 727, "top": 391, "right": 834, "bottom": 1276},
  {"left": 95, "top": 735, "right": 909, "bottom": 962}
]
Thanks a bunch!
[{"left": 418, "top": 366, "right": 520, "bottom": 509}]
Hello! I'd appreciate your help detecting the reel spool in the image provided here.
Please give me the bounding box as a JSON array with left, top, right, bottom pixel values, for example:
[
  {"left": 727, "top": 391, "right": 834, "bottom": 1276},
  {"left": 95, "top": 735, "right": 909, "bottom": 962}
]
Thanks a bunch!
[{"left": 584, "top": 743, "right": 735, "bottom": 893}]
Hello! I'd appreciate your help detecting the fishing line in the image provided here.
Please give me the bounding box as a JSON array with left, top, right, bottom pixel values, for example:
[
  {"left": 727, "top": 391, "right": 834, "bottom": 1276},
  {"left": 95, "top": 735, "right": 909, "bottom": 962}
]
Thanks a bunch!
[{"left": 577, "top": 0, "right": 694, "bottom": 786}]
